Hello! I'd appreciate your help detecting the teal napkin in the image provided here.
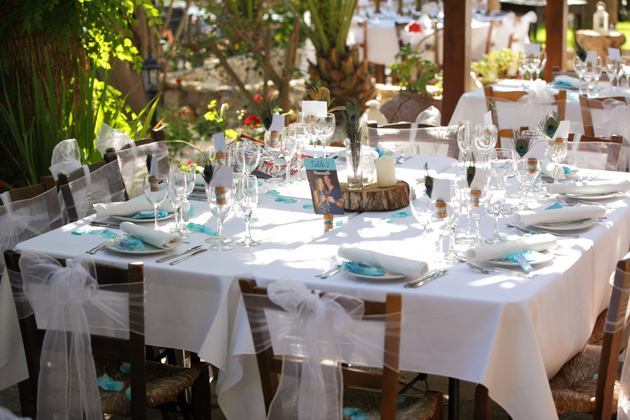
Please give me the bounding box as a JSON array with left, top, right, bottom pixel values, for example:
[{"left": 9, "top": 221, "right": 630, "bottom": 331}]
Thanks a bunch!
[
  {"left": 502, "top": 250, "right": 545, "bottom": 263},
  {"left": 132, "top": 209, "right": 168, "bottom": 219},
  {"left": 392, "top": 211, "right": 412, "bottom": 218},
  {"left": 343, "top": 262, "right": 385, "bottom": 276},
  {"left": 97, "top": 373, "right": 124, "bottom": 392}
]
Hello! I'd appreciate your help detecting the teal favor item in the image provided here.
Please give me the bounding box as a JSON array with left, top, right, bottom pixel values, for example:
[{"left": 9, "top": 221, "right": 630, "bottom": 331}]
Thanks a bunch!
[
  {"left": 120, "top": 362, "right": 130, "bottom": 373},
  {"left": 502, "top": 250, "right": 545, "bottom": 263},
  {"left": 379, "top": 218, "right": 394, "bottom": 223},
  {"left": 132, "top": 209, "right": 168, "bottom": 219},
  {"left": 115, "top": 238, "right": 145, "bottom": 252},
  {"left": 186, "top": 223, "right": 217, "bottom": 236},
  {"left": 71, "top": 229, "right": 100, "bottom": 235},
  {"left": 267, "top": 190, "right": 280, "bottom": 195},
  {"left": 562, "top": 166, "right": 573, "bottom": 174},
  {"left": 97, "top": 373, "right": 124, "bottom": 391},
  {"left": 303, "top": 204, "right": 314, "bottom": 209},
  {"left": 343, "top": 408, "right": 361, "bottom": 416},
  {"left": 275, "top": 197, "right": 297, "bottom": 203},
  {"left": 392, "top": 211, "right": 412, "bottom": 218},
  {"left": 545, "top": 203, "right": 563, "bottom": 210},
  {"left": 343, "top": 261, "right": 386, "bottom": 276},
  {"left": 336, "top": 221, "right": 343, "bottom": 227}
]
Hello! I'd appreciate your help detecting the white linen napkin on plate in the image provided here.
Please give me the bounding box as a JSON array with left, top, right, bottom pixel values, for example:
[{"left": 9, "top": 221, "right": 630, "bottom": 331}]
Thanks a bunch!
[
  {"left": 338, "top": 244, "right": 428, "bottom": 278},
  {"left": 94, "top": 195, "right": 175, "bottom": 217},
  {"left": 546, "top": 179, "right": 630, "bottom": 195},
  {"left": 120, "top": 222, "right": 182, "bottom": 249},
  {"left": 541, "top": 159, "right": 567, "bottom": 180},
  {"left": 555, "top": 75, "right": 580, "bottom": 88},
  {"left": 515, "top": 206, "right": 606, "bottom": 226},
  {"left": 465, "top": 234, "right": 557, "bottom": 262}
]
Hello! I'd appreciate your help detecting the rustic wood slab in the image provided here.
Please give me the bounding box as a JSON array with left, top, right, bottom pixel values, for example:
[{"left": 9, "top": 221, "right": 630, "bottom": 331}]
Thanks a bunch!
[{"left": 340, "top": 180, "right": 410, "bottom": 212}]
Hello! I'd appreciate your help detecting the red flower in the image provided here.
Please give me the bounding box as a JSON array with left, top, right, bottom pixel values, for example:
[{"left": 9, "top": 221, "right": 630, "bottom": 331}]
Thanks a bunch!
[
  {"left": 253, "top": 94, "right": 263, "bottom": 104},
  {"left": 187, "top": 160, "right": 193, "bottom": 165},
  {"left": 245, "top": 115, "right": 262, "bottom": 127},
  {"left": 176, "top": 78, "right": 181, "bottom": 84},
  {"left": 0, "top": 182, "right": 4, "bottom": 188},
  {"left": 408, "top": 23, "right": 422, "bottom": 33}
]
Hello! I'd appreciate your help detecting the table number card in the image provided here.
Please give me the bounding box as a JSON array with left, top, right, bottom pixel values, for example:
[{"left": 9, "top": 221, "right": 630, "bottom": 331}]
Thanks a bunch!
[
  {"left": 524, "top": 43, "right": 541, "bottom": 56},
  {"left": 304, "top": 158, "right": 344, "bottom": 215},
  {"left": 609, "top": 48, "right": 622, "bottom": 61},
  {"left": 585, "top": 51, "right": 598, "bottom": 64},
  {"left": 302, "top": 101, "right": 328, "bottom": 116}
]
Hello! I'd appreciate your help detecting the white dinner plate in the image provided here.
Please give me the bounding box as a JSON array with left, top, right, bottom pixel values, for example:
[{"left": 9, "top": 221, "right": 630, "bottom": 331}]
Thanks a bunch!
[
  {"left": 110, "top": 212, "right": 175, "bottom": 223},
  {"left": 105, "top": 241, "right": 171, "bottom": 255},
  {"left": 342, "top": 266, "right": 406, "bottom": 280},
  {"left": 542, "top": 167, "right": 578, "bottom": 182},
  {"left": 560, "top": 192, "right": 621, "bottom": 201},
  {"left": 531, "top": 218, "right": 596, "bottom": 231},
  {"left": 488, "top": 251, "right": 554, "bottom": 267}
]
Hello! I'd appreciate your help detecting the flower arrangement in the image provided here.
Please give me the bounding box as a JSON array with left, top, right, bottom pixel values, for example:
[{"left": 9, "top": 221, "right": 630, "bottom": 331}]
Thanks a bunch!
[{"left": 471, "top": 48, "right": 519, "bottom": 85}]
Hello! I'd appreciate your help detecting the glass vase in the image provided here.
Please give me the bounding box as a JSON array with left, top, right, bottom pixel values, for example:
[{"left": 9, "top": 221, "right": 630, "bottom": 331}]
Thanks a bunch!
[{"left": 346, "top": 143, "right": 363, "bottom": 191}]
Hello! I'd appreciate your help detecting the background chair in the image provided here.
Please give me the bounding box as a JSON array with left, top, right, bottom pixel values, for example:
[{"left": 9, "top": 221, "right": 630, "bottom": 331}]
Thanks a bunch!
[
  {"left": 239, "top": 278, "right": 443, "bottom": 420},
  {"left": 4, "top": 250, "right": 211, "bottom": 420},
  {"left": 566, "top": 135, "right": 623, "bottom": 171},
  {"left": 579, "top": 95, "right": 628, "bottom": 138},
  {"left": 367, "top": 122, "right": 458, "bottom": 158}
]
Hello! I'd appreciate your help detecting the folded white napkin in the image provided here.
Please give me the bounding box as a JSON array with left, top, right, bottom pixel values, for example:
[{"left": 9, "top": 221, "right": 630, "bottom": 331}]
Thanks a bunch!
[
  {"left": 555, "top": 75, "right": 580, "bottom": 88},
  {"left": 94, "top": 196, "right": 175, "bottom": 218},
  {"left": 515, "top": 205, "right": 606, "bottom": 226},
  {"left": 541, "top": 159, "right": 566, "bottom": 180},
  {"left": 546, "top": 179, "right": 630, "bottom": 195},
  {"left": 338, "top": 244, "right": 428, "bottom": 278},
  {"left": 120, "top": 222, "right": 182, "bottom": 249},
  {"left": 465, "top": 234, "right": 557, "bottom": 262}
]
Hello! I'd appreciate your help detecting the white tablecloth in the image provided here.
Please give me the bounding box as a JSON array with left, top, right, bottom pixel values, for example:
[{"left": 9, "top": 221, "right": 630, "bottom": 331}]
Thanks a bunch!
[
  {"left": 247, "top": 165, "right": 630, "bottom": 420},
  {"left": 0, "top": 151, "right": 457, "bottom": 420}
]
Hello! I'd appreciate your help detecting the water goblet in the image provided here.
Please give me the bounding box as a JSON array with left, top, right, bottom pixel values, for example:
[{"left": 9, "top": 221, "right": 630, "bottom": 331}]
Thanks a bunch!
[
  {"left": 293, "top": 123, "right": 311, "bottom": 181},
  {"left": 537, "top": 51, "right": 547, "bottom": 79},
  {"left": 181, "top": 164, "right": 196, "bottom": 227},
  {"left": 410, "top": 181, "right": 431, "bottom": 256},
  {"left": 143, "top": 174, "right": 168, "bottom": 231},
  {"left": 444, "top": 183, "right": 465, "bottom": 262},
  {"left": 238, "top": 141, "right": 261, "bottom": 176},
  {"left": 474, "top": 123, "right": 498, "bottom": 168},
  {"left": 264, "top": 129, "right": 284, "bottom": 183},
  {"left": 517, "top": 52, "right": 529, "bottom": 90},
  {"left": 206, "top": 186, "right": 234, "bottom": 251},
  {"left": 606, "top": 56, "right": 620, "bottom": 90},
  {"left": 527, "top": 54, "right": 540, "bottom": 81},
  {"left": 591, "top": 56, "right": 603, "bottom": 97},
  {"left": 457, "top": 120, "right": 473, "bottom": 162},
  {"left": 545, "top": 137, "right": 568, "bottom": 184},
  {"left": 168, "top": 166, "right": 188, "bottom": 238},
  {"left": 486, "top": 175, "right": 506, "bottom": 244},
  {"left": 429, "top": 197, "right": 455, "bottom": 266},
  {"left": 313, "top": 113, "right": 336, "bottom": 158},
  {"left": 454, "top": 169, "right": 475, "bottom": 244},
  {"left": 282, "top": 127, "right": 299, "bottom": 187},
  {"left": 490, "top": 148, "right": 515, "bottom": 214},
  {"left": 466, "top": 185, "right": 488, "bottom": 247},
  {"left": 237, "top": 175, "right": 260, "bottom": 247},
  {"left": 583, "top": 61, "right": 594, "bottom": 97},
  {"left": 621, "top": 57, "right": 630, "bottom": 88},
  {"left": 574, "top": 56, "right": 586, "bottom": 95},
  {"left": 514, "top": 158, "right": 541, "bottom": 211}
]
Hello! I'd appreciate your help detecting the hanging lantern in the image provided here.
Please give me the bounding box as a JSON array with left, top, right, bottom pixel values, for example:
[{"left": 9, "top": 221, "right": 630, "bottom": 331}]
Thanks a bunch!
[{"left": 593, "top": 1, "right": 609, "bottom": 33}]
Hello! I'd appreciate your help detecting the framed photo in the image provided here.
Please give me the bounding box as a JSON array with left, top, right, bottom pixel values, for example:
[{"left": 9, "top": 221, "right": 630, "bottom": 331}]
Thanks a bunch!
[{"left": 303, "top": 158, "right": 344, "bottom": 215}]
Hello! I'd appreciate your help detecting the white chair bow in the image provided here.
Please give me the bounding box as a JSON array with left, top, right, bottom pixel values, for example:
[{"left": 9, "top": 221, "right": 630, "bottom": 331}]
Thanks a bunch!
[{"left": 49, "top": 139, "right": 82, "bottom": 181}]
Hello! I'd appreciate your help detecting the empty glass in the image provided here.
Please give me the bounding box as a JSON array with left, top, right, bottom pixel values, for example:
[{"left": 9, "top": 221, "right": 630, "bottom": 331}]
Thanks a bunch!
[
  {"left": 238, "top": 175, "right": 260, "bottom": 247},
  {"left": 293, "top": 123, "right": 311, "bottom": 181},
  {"left": 282, "top": 127, "right": 299, "bottom": 187},
  {"left": 591, "top": 56, "right": 603, "bottom": 97},
  {"left": 517, "top": 52, "right": 529, "bottom": 89},
  {"left": 606, "top": 56, "right": 621, "bottom": 89},
  {"left": 574, "top": 56, "right": 587, "bottom": 95},
  {"left": 429, "top": 197, "right": 454, "bottom": 266},
  {"left": 444, "top": 184, "right": 464, "bottom": 262},
  {"left": 168, "top": 166, "right": 188, "bottom": 238},
  {"left": 467, "top": 186, "right": 488, "bottom": 247},
  {"left": 313, "top": 113, "right": 336, "bottom": 158},
  {"left": 455, "top": 169, "right": 476, "bottom": 244},
  {"left": 457, "top": 121, "right": 473, "bottom": 162},
  {"left": 206, "top": 186, "right": 234, "bottom": 251},
  {"left": 474, "top": 123, "right": 498, "bottom": 168},
  {"left": 143, "top": 174, "right": 168, "bottom": 231},
  {"left": 546, "top": 137, "right": 568, "bottom": 184},
  {"left": 490, "top": 148, "right": 515, "bottom": 214},
  {"left": 514, "top": 158, "right": 541, "bottom": 211},
  {"left": 486, "top": 175, "right": 506, "bottom": 244},
  {"left": 410, "top": 181, "right": 431, "bottom": 256},
  {"left": 238, "top": 141, "right": 261, "bottom": 176},
  {"left": 181, "top": 164, "right": 196, "bottom": 226},
  {"left": 264, "top": 129, "right": 284, "bottom": 183}
]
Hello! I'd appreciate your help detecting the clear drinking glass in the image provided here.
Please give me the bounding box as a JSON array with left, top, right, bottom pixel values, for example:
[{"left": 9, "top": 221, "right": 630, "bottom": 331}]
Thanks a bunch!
[
  {"left": 583, "top": 61, "right": 594, "bottom": 97},
  {"left": 514, "top": 158, "right": 541, "bottom": 211},
  {"left": 264, "top": 129, "right": 284, "bottom": 183},
  {"left": 455, "top": 169, "right": 475, "bottom": 244},
  {"left": 606, "top": 57, "right": 618, "bottom": 89},
  {"left": 486, "top": 175, "right": 506, "bottom": 244},
  {"left": 410, "top": 181, "right": 431, "bottom": 256},
  {"left": 293, "top": 123, "right": 311, "bottom": 181},
  {"left": 518, "top": 52, "right": 529, "bottom": 90},
  {"left": 181, "top": 164, "right": 196, "bottom": 227},
  {"left": 239, "top": 141, "right": 261, "bottom": 176},
  {"left": 429, "top": 198, "right": 454, "bottom": 266},
  {"left": 490, "top": 148, "right": 515, "bottom": 214},
  {"left": 519, "top": 130, "right": 545, "bottom": 193},
  {"left": 467, "top": 187, "right": 488, "bottom": 247},
  {"left": 474, "top": 123, "right": 498, "bottom": 168},
  {"left": 238, "top": 175, "right": 260, "bottom": 247},
  {"left": 282, "top": 127, "right": 299, "bottom": 187},
  {"left": 457, "top": 120, "right": 473, "bottom": 162},
  {"left": 168, "top": 166, "right": 188, "bottom": 238},
  {"left": 591, "top": 56, "right": 603, "bottom": 97},
  {"left": 313, "top": 113, "right": 336, "bottom": 158},
  {"left": 444, "top": 189, "right": 464, "bottom": 262},
  {"left": 621, "top": 57, "right": 630, "bottom": 88},
  {"left": 537, "top": 51, "right": 547, "bottom": 79},
  {"left": 527, "top": 54, "right": 540, "bottom": 81},
  {"left": 206, "top": 186, "right": 234, "bottom": 251},
  {"left": 545, "top": 137, "right": 568, "bottom": 184},
  {"left": 574, "top": 56, "right": 587, "bottom": 95},
  {"left": 143, "top": 174, "right": 168, "bottom": 231}
]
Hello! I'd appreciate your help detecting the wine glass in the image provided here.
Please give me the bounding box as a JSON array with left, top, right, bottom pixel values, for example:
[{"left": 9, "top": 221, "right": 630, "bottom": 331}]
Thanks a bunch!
[
  {"left": 444, "top": 182, "right": 464, "bottom": 262},
  {"left": 466, "top": 186, "right": 488, "bottom": 247},
  {"left": 457, "top": 120, "right": 473, "bottom": 162},
  {"left": 143, "top": 174, "right": 168, "bottom": 231},
  {"left": 409, "top": 182, "right": 431, "bottom": 256},
  {"left": 181, "top": 164, "right": 196, "bottom": 227},
  {"left": 490, "top": 148, "right": 515, "bottom": 214},
  {"left": 264, "top": 129, "right": 284, "bottom": 183},
  {"left": 237, "top": 175, "right": 260, "bottom": 247},
  {"left": 546, "top": 137, "right": 568, "bottom": 184},
  {"left": 573, "top": 56, "right": 586, "bottom": 95},
  {"left": 621, "top": 57, "right": 630, "bottom": 88},
  {"left": 313, "top": 113, "right": 336, "bottom": 158},
  {"left": 486, "top": 175, "right": 506, "bottom": 244},
  {"left": 474, "top": 123, "right": 498, "bottom": 168},
  {"left": 591, "top": 56, "right": 603, "bottom": 97},
  {"left": 282, "top": 126, "right": 299, "bottom": 187},
  {"left": 518, "top": 51, "right": 529, "bottom": 90},
  {"left": 514, "top": 158, "right": 541, "bottom": 211},
  {"left": 168, "top": 166, "right": 188, "bottom": 238},
  {"left": 582, "top": 61, "right": 594, "bottom": 97},
  {"left": 206, "top": 186, "right": 234, "bottom": 251},
  {"left": 429, "top": 197, "right": 454, "bottom": 266},
  {"left": 454, "top": 169, "right": 475, "bottom": 244},
  {"left": 536, "top": 51, "right": 547, "bottom": 79},
  {"left": 526, "top": 54, "right": 539, "bottom": 81},
  {"left": 606, "top": 56, "right": 620, "bottom": 90},
  {"left": 238, "top": 141, "right": 261, "bottom": 176},
  {"left": 293, "top": 123, "right": 311, "bottom": 181}
]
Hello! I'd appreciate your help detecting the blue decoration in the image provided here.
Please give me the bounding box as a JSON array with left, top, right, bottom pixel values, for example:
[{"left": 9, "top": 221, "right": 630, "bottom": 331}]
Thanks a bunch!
[
  {"left": 545, "top": 203, "right": 563, "bottom": 210},
  {"left": 336, "top": 221, "right": 343, "bottom": 227},
  {"left": 350, "top": 414, "right": 369, "bottom": 420},
  {"left": 101, "top": 230, "right": 118, "bottom": 238},
  {"left": 116, "top": 238, "right": 144, "bottom": 252},
  {"left": 258, "top": 181, "right": 263, "bottom": 186},
  {"left": 343, "top": 261, "right": 386, "bottom": 276},
  {"left": 267, "top": 190, "right": 280, "bottom": 195},
  {"left": 126, "top": 387, "right": 131, "bottom": 400},
  {"left": 397, "top": 396, "right": 407, "bottom": 404},
  {"left": 71, "top": 229, "right": 100, "bottom": 235},
  {"left": 132, "top": 209, "right": 167, "bottom": 219},
  {"left": 186, "top": 223, "right": 217, "bottom": 236},
  {"left": 97, "top": 373, "right": 124, "bottom": 392},
  {"left": 343, "top": 408, "right": 361, "bottom": 416},
  {"left": 502, "top": 250, "right": 545, "bottom": 263},
  {"left": 120, "top": 362, "right": 130, "bottom": 373},
  {"left": 392, "top": 211, "right": 412, "bottom": 218},
  {"left": 379, "top": 218, "right": 394, "bottom": 223},
  {"left": 303, "top": 204, "right": 314, "bottom": 209}
]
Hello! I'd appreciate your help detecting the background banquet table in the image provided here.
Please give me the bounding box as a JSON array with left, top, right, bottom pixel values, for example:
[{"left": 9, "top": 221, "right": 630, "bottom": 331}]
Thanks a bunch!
[
  {"left": 244, "top": 164, "right": 630, "bottom": 420},
  {"left": 0, "top": 152, "right": 457, "bottom": 420}
]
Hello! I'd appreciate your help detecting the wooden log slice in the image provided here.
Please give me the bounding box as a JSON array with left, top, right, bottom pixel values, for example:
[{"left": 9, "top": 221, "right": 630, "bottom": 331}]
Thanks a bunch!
[{"left": 340, "top": 180, "right": 410, "bottom": 212}]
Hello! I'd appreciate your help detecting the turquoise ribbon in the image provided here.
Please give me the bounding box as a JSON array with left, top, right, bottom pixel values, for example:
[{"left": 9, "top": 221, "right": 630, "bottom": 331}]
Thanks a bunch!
[
  {"left": 97, "top": 373, "right": 124, "bottom": 392},
  {"left": 303, "top": 204, "right": 314, "bottom": 209},
  {"left": 186, "top": 223, "right": 217, "bottom": 236},
  {"left": 324, "top": 221, "right": 333, "bottom": 226},
  {"left": 343, "top": 261, "right": 385, "bottom": 276},
  {"left": 392, "top": 211, "right": 412, "bottom": 218}
]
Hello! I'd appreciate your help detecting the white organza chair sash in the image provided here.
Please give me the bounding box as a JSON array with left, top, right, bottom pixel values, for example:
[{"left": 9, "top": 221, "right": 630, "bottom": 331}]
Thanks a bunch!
[
  {"left": 566, "top": 138, "right": 622, "bottom": 171},
  {"left": 115, "top": 141, "right": 169, "bottom": 199},
  {"left": 243, "top": 279, "right": 402, "bottom": 420},
  {"left": 0, "top": 189, "right": 62, "bottom": 273},
  {"left": 588, "top": 99, "right": 630, "bottom": 171},
  {"left": 60, "top": 161, "right": 126, "bottom": 220},
  {"left": 49, "top": 139, "right": 82, "bottom": 181},
  {"left": 366, "top": 126, "right": 458, "bottom": 158},
  {"left": 9, "top": 251, "right": 145, "bottom": 420},
  {"left": 492, "top": 85, "right": 560, "bottom": 135}
]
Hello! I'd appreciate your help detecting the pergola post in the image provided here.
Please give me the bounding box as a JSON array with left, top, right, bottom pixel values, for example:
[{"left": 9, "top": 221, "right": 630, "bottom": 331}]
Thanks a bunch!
[
  {"left": 545, "top": 0, "right": 568, "bottom": 81},
  {"left": 442, "top": 0, "right": 471, "bottom": 125}
]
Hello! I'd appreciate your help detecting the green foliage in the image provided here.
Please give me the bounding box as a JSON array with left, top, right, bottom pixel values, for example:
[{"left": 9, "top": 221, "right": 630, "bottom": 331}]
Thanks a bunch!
[
  {"left": 203, "top": 100, "right": 231, "bottom": 133},
  {"left": 389, "top": 44, "right": 438, "bottom": 96},
  {"left": 471, "top": 48, "right": 519, "bottom": 85}
]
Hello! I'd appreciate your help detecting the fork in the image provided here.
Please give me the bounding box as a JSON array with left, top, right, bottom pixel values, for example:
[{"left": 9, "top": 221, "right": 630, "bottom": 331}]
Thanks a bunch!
[
  {"left": 86, "top": 242, "right": 107, "bottom": 254},
  {"left": 467, "top": 262, "right": 536, "bottom": 278}
]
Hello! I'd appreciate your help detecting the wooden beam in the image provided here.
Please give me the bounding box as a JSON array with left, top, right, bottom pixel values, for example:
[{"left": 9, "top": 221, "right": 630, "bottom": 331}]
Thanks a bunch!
[
  {"left": 442, "top": 0, "right": 471, "bottom": 125},
  {"left": 545, "top": 0, "right": 568, "bottom": 81}
]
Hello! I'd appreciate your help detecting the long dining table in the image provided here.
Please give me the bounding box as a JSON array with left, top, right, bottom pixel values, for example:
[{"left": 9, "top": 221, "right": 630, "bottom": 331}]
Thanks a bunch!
[{"left": 0, "top": 151, "right": 457, "bottom": 419}]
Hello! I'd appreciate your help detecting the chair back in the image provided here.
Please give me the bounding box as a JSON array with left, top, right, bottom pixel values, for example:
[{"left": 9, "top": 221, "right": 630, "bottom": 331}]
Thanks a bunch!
[
  {"left": 565, "top": 140, "right": 622, "bottom": 171},
  {"left": 58, "top": 160, "right": 127, "bottom": 223},
  {"left": 4, "top": 249, "right": 147, "bottom": 420},
  {"left": 579, "top": 95, "right": 629, "bottom": 138},
  {"left": 239, "top": 278, "right": 402, "bottom": 420},
  {"left": 366, "top": 122, "right": 458, "bottom": 158},
  {"left": 104, "top": 130, "right": 169, "bottom": 199}
]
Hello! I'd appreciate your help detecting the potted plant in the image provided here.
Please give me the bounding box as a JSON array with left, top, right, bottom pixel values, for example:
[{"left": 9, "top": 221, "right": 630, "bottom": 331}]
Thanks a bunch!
[{"left": 380, "top": 43, "right": 441, "bottom": 123}]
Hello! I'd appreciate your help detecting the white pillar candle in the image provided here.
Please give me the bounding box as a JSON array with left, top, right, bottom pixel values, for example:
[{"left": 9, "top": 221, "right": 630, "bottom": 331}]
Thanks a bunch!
[{"left": 375, "top": 155, "right": 396, "bottom": 188}]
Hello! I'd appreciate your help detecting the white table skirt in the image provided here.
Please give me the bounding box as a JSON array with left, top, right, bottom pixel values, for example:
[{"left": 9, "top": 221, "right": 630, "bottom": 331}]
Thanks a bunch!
[
  {"left": 246, "top": 165, "right": 630, "bottom": 420},
  {"left": 0, "top": 152, "right": 457, "bottom": 420}
]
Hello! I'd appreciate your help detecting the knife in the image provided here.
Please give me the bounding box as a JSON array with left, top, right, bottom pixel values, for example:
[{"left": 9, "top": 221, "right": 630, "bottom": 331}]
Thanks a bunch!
[
  {"left": 90, "top": 221, "right": 121, "bottom": 229},
  {"left": 156, "top": 245, "right": 203, "bottom": 263},
  {"left": 317, "top": 262, "right": 343, "bottom": 278},
  {"left": 320, "top": 264, "right": 344, "bottom": 279},
  {"left": 169, "top": 248, "right": 208, "bottom": 265},
  {"left": 404, "top": 269, "right": 448, "bottom": 288}
]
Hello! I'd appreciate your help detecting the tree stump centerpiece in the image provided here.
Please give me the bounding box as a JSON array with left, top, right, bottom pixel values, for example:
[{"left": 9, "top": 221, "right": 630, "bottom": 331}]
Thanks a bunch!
[{"left": 340, "top": 180, "right": 410, "bottom": 212}]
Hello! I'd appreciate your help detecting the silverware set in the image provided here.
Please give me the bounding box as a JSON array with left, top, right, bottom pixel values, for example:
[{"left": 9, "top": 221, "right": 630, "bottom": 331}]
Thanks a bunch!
[
  {"left": 90, "top": 221, "right": 121, "bottom": 229},
  {"left": 467, "top": 262, "right": 536, "bottom": 278},
  {"left": 316, "top": 262, "right": 344, "bottom": 279},
  {"left": 395, "top": 154, "right": 413, "bottom": 165},
  {"left": 86, "top": 242, "right": 108, "bottom": 254},
  {"left": 404, "top": 269, "right": 448, "bottom": 288},
  {"left": 169, "top": 248, "right": 208, "bottom": 265},
  {"left": 156, "top": 245, "right": 204, "bottom": 263}
]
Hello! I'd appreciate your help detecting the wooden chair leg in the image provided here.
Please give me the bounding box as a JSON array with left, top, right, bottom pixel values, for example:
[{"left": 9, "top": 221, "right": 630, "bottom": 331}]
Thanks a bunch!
[
  {"left": 426, "top": 390, "right": 443, "bottom": 420},
  {"left": 18, "top": 379, "right": 35, "bottom": 419},
  {"left": 474, "top": 384, "right": 492, "bottom": 420},
  {"left": 191, "top": 353, "right": 212, "bottom": 420}
]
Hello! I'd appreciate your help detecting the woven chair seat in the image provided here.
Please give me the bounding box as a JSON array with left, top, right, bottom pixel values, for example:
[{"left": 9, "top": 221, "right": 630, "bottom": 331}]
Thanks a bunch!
[
  {"left": 550, "top": 344, "right": 621, "bottom": 414},
  {"left": 587, "top": 310, "right": 607, "bottom": 346},
  {"left": 343, "top": 387, "right": 440, "bottom": 420},
  {"left": 94, "top": 355, "right": 202, "bottom": 417}
]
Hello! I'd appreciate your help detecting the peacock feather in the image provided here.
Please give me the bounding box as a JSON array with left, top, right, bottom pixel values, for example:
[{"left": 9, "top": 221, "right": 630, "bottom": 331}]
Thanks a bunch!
[
  {"left": 341, "top": 100, "right": 363, "bottom": 167},
  {"left": 425, "top": 176, "right": 434, "bottom": 199},
  {"left": 146, "top": 154, "right": 153, "bottom": 173},
  {"left": 202, "top": 163, "right": 213, "bottom": 184},
  {"left": 511, "top": 131, "right": 531, "bottom": 158},
  {"left": 574, "top": 34, "right": 587, "bottom": 62},
  {"left": 306, "top": 85, "right": 345, "bottom": 112},
  {"left": 538, "top": 111, "right": 560, "bottom": 139},
  {"left": 466, "top": 165, "right": 476, "bottom": 187},
  {"left": 255, "top": 96, "right": 278, "bottom": 131}
]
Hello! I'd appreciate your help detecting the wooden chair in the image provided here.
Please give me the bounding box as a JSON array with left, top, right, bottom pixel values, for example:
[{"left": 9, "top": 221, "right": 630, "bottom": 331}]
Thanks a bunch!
[
  {"left": 0, "top": 175, "right": 62, "bottom": 230},
  {"left": 239, "top": 278, "right": 443, "bottom": 420},
  {"left": 4, "top": 250, "right": 211, "bottom": 420},
  {"left": 566, "top": 133, "right": 623, "bottom": 171},
  {"left": 476, "top": 255, "right": 630, "bottom": 420},
  {"left": 367, "top": 122, "right": 459, "bottom": 159},
  {"left": 58, "top": 160, "right": 127, "bottom": 223},
  {"left": 579, "top": 95, "right": 628, "bottom": 137},
  {"left": 484, "top": 86, "right": 567, "bottom": 143}
]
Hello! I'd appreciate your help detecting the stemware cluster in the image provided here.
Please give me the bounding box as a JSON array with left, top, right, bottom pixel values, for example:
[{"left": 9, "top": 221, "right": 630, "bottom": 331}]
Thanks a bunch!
[{"left": 517, "top": 51, "right": 547, "bottom": 88}]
